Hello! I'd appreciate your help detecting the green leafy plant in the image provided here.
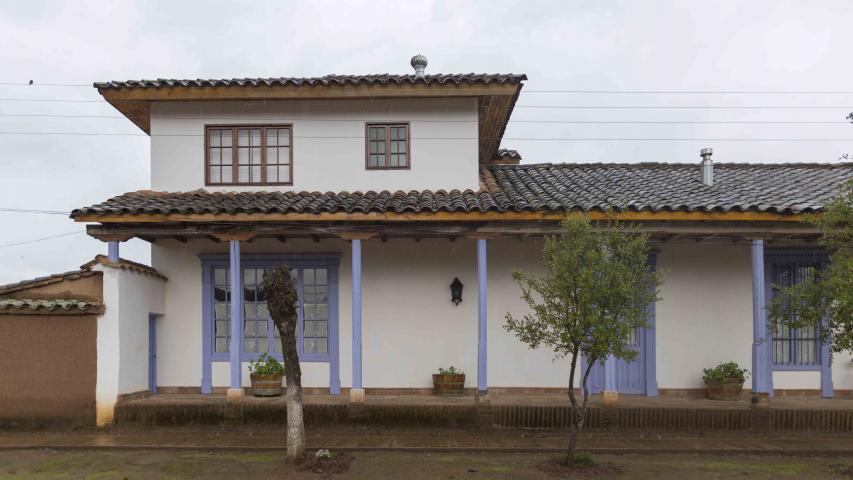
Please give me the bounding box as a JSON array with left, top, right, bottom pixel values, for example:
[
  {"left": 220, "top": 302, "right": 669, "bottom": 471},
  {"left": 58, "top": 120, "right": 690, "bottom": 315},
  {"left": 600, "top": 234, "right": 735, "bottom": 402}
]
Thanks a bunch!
[
  {"left": 437, "top": 366, "right": 464, "bottom": 376},
  {"left": 571, "top": 451, "right": 596, "bottom": 467},
  {"left": 768, "top": 180, "right": 853, "bottom": 355},
  {"left": 702, "top": 361, "right": 749, "bottom": 383},
  {"left": 248, "top": 353, "right": 285, "bottom": 377},
  {"left": 504, "top": 215, "right": 663, "bottom": 465}
]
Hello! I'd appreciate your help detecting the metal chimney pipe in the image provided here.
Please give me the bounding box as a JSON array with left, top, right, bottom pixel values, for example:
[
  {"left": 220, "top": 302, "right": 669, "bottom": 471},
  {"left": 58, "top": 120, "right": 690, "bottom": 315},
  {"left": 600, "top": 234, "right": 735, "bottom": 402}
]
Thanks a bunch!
[
  {"left": 410, "top": 54, "right": 428, "bottom": 78},
  {"left": 700, "top": 147, "right": 714, "bottom": 186}
]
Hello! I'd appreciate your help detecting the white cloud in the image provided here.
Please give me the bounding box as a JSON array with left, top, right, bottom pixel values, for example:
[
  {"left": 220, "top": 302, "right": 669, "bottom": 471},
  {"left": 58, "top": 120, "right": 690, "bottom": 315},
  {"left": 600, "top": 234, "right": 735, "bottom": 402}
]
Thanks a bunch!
[{"left": 0, "top": 0, "right": 851, "bottom": 283}]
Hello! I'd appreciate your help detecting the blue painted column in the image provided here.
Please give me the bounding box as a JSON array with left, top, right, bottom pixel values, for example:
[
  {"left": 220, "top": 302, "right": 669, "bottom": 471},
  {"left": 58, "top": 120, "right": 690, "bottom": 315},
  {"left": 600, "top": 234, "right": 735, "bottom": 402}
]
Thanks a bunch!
[
  {"left": 644, "top": 251, "right": 659, "bottom": 397},
  {"left": 604, "top": 355, "right": 617, "bottom": 391},
  {"left": 352, "top": 239, "right": 363, "bottom": 393},
  {"left": 477, "top": 238, "right": 488, "bottom": 395},
  {"left": 821, "top": 333, "right": 834, "bottom": 398},
  {"left": 751, "top": 239, "right": 771, "bottom": 398},
  {"left": 107, "top": 241, "right": 119, "bottom": 262},
  {"left": 229, "top": 240, "right": 243, "bottom": 391}
]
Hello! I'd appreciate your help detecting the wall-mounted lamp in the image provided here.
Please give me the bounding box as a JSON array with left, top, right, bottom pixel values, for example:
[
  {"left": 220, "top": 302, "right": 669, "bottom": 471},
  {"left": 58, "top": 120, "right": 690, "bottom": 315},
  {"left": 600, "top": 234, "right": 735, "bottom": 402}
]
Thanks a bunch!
[{"left": 450, "top": 277, "right": 464, "bottom": 306}]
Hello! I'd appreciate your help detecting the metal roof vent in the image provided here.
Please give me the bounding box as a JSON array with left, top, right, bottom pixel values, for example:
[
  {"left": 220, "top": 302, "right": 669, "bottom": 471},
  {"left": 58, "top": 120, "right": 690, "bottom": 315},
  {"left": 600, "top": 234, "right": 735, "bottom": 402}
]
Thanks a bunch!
[
  {"left": 700, "top": 147, "right": 714, "bottom": 186},
  {"left": 410, "top": 54, "right": 428, "bottom": 77}
]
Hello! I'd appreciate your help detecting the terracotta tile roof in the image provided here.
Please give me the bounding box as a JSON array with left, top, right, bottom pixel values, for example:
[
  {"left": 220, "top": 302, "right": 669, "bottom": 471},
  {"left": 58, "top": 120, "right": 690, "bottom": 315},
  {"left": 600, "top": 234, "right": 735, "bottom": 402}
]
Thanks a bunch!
[
  {"left": 0, "top": 298, "right": 102, "bottom": 314},
  {"left": 0, "top": 270, "right": 99, "bottom": 296},
  {"left": 71, "top": 162, "right": 853, "bottom": 218},
  {"left": 94, "top": 74, "right": 527, "bottom": 90},
  {"left": 80, "top": 255, "right": 168, "bottom": 281},
  {"left": 496, "top": 149, "right": 522, "bottom": 161}
]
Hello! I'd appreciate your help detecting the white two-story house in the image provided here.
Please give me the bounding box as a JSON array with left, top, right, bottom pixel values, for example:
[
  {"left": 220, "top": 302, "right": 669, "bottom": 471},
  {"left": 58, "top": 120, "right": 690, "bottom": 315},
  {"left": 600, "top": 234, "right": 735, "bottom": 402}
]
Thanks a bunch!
[{"left": 66, "top": 56, "right": 853, "bottom": 425}]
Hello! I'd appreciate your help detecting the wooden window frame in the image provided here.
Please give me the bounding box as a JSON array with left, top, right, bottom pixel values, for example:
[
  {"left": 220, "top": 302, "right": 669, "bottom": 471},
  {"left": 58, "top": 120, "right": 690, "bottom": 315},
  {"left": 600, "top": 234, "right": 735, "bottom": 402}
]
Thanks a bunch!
[
  {"left": 205, "top": 124, "right": 294, "bottom": 186},
  {"left": 365, "top": 122, "right": 411, "bottom": 170}
]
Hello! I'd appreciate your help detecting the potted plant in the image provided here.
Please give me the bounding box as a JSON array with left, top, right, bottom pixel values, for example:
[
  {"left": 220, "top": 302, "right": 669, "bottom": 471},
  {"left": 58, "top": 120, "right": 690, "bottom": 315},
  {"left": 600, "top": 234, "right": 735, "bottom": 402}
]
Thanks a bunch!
[
  {"left": 249, "top": 353, "right": 285, "bottom": 397},
  {"left": 432, "top": 366, "right": 466, "bottom": 395},
  {"left": 702, "top": 361, "right": 750, "bottom": 400}
]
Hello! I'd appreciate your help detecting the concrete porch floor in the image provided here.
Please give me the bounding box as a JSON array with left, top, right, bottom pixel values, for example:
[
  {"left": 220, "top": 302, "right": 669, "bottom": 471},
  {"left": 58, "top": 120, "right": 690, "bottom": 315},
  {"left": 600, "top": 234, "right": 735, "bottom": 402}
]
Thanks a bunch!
[{"left": 127, "top": 392, "right": 853, "bottom": 410}]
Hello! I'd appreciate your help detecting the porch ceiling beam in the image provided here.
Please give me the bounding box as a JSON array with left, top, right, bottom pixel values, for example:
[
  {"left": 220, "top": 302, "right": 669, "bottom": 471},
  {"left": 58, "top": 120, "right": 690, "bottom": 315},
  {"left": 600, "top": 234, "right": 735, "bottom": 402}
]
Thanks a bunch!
[
  {"left": 73, "top": 210, "right": 807, "bottom": 224},
  {"left": 211, "top": 232, "right": 256, "bottom": 242},
  {"left": 85, "top": 221, "right": 820, "bottom": 241}
]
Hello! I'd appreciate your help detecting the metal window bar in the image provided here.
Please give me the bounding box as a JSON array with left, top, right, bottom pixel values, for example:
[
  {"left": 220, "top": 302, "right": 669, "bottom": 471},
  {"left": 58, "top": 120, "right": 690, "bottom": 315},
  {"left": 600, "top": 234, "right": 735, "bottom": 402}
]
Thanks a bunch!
[{"left": 771, "top": 261, "right": 821, "bottom": 366}]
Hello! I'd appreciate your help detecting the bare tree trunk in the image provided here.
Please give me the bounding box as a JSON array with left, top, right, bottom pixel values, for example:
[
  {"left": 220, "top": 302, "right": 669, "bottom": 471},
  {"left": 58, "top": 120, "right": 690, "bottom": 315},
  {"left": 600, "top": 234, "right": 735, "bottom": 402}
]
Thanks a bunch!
[
  {"left": 263, "top": 266, "right": 305, "bottom": 464},
  {"left": 278, "top": 312, "right": 304, "bottom": 463},
  {"left": 566, "top": 352, "right": 581, "bottom": 464},
  {"left": 566, "top": 353, "right": 596, "bottom": 465},
  {"left": 285, "top": 380, "right": 305, "bottom": 463}
]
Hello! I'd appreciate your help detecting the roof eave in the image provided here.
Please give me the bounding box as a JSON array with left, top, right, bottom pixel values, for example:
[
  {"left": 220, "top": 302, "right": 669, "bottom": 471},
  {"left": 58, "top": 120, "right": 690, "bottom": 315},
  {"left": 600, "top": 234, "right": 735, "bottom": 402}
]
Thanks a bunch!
[{"left": 99, "top": 81, "right": 524, "bottom": 136}]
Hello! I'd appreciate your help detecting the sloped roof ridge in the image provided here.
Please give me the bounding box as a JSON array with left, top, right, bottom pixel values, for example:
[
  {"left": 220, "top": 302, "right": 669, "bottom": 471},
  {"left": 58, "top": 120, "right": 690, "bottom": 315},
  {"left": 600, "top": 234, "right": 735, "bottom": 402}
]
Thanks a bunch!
[
  {"left": 0, "top": 269, "right": 98, "bottom": 296},
  {"left": 486, "top": 161, "right": 853, "bottom": 169},
  {"left": 94, "top": 73, "right": 528, "bottom": 89}
]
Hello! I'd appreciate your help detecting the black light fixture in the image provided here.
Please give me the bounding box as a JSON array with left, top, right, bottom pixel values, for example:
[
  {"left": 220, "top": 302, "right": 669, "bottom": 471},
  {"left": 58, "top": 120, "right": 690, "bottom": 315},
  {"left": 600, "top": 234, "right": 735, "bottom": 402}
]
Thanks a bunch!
[{"left": 450, "top": 277, "right": 464, "bottom": 306}]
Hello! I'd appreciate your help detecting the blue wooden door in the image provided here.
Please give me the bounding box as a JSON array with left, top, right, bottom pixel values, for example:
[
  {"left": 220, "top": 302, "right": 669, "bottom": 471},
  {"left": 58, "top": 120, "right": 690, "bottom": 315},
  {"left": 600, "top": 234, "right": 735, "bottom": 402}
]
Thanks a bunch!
[
  {"left": 616, "top": 326, "right": 646, "bottom": 394},
  {"left": 584, "top": 358, "right": 605, "bottom": 394},
  {"left": 148, "top": 314, "right": 157, "bottom": 394},
  {"left": 585, "top": 326, "right": 646, "bottom": 395}
]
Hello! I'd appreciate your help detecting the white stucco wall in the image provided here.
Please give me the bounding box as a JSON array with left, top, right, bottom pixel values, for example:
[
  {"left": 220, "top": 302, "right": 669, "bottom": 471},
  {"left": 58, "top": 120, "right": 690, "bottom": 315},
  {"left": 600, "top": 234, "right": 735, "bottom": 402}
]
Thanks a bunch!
[
  {"left": 95, "top": 264, "right": 165, "bottom": 425},
  {"left": 149, "top": 97, "right": 480, "bottom": 193},
  {"left": 147, "top": 238, "right": 849, "bottom": 394},
  {"left": 833, "top": 354, "right": 853, "bottom": 391},
  {"left": 488, "top": 238, "right": 574, "bottom": 388},
  {"left": 151, "top": 237, "right": 573, "bottom": 391},
  {"left": 152, "top": 238, "right": 352, "bottom": 390},
  {"left": 656, "top": 244, "right": 754, "bottom": 391}
]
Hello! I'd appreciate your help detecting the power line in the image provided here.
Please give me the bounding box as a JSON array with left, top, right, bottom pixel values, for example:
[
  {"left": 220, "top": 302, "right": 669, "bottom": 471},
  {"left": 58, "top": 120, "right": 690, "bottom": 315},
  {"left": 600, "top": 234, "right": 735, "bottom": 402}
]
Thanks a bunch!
[
  {"left": 514, "top": 105, "right": 853, "bottom": 110},
  {"left": 0, "top": 131, "right": 850, "bottom": 142},
  {"left": 0, "top": 97, "right": 104, "bottom": 103},
  {"left": 0, "top": 82, "right": 90, "bottom": 87},
  {"left": 0, "top": 230, "right": 84, "bottom": 248},
  {"left": 0, "top": 112, "right": 849, "bottom": 125},
  {"left": 524, "top": 89, "right": 853, "bottom": 94},
  {"left": 2, "top": 97, "right": 853, "bottom": 109},
  {"left": 0, "top": 208, "right": 70, "bottom": 215},
  {"left": 5, "top": 82, "right": 853, "bottom": 94}
]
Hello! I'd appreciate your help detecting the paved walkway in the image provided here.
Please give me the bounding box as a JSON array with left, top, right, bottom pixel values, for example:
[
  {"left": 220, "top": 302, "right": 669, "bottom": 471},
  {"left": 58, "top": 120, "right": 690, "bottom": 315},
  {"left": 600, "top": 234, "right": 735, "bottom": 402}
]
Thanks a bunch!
[{"left": 2, "top": 427, "right": 853, "bottom": 455}]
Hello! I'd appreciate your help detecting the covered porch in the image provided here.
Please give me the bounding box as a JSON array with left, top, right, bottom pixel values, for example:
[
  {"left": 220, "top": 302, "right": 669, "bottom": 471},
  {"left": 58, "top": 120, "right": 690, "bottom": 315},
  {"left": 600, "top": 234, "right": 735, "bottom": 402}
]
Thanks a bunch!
[{"left": 86, "top": 213, "right": 830, "bottom": 406}]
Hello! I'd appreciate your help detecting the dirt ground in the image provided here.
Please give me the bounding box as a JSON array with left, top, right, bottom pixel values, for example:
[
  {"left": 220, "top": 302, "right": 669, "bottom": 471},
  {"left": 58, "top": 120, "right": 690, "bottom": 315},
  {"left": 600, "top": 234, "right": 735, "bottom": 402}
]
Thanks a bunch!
[{"left": 1, "top": 450, "right": 853, "bottom": 479}]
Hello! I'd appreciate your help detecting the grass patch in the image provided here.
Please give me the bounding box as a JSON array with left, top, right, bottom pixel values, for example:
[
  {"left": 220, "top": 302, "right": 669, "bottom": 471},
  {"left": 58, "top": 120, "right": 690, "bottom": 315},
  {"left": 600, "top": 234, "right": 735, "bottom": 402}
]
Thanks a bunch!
[{"left": 179, "top": 451, "right": 280, "bottom": 463}]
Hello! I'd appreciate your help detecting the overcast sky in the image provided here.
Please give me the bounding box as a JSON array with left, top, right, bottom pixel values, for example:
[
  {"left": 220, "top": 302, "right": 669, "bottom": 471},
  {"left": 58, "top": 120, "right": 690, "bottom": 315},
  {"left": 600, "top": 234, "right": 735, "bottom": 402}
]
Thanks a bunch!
[{"left": 0, "top": 0, "right": 851, "bottom": 284}]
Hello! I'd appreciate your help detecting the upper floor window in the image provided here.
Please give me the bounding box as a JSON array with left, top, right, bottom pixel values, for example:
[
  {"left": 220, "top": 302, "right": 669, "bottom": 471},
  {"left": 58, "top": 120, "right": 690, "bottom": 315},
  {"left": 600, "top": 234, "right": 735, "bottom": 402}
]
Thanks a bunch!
[
  {"left": 366, "top": 123, "right": 409, "bottom": 169},
  {"left": 206, "top": 125, "right": 292, "bottom": 186}
]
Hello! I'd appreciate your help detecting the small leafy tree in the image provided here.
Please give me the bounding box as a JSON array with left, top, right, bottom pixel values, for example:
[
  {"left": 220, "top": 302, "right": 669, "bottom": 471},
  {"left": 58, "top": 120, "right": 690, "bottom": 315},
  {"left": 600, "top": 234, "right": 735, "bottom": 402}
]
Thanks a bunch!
[
  {"left": 504, "top": 215, "right": 662, "bottom": 464},
  {"left": 768, "top": 180, "right": 853, "bottom": 355},
  {"left": 261, "top": 265, "right": 304, "bottom": 463}
]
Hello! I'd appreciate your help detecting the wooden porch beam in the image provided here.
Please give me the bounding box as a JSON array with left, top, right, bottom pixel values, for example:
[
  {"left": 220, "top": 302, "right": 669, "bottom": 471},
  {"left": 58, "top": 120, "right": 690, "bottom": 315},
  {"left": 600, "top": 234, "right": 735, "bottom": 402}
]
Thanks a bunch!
[
  {"left": 74, "top": 210, "right": 807, "bottom": 224},
  {"left": 210, "top": 232, "right": 256, "bottom": 242},
  {"left": 336, "top": 232, "right": 379, "bottom": 241}
]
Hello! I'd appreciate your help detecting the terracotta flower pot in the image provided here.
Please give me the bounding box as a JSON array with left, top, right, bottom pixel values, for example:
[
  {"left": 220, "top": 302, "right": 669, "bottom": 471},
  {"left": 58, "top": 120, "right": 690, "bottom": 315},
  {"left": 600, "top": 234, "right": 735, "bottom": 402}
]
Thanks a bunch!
[
  {"left": 432, "top": 374, "right": 465, "bottom": 395},
  {"left": 250, "top": 373, "right": 283, "bottom": 397},
  {"left": 705, "top": 379, "right": 744, "bottom": 400}
]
